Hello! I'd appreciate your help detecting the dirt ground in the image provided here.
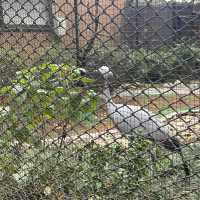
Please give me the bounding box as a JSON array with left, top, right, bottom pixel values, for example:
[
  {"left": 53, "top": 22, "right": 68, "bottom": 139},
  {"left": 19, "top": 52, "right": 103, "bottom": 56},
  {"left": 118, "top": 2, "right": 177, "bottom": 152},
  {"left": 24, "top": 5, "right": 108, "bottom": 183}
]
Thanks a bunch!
[{"left": 46, "top": 96, "right": 200, "bottom": 147}]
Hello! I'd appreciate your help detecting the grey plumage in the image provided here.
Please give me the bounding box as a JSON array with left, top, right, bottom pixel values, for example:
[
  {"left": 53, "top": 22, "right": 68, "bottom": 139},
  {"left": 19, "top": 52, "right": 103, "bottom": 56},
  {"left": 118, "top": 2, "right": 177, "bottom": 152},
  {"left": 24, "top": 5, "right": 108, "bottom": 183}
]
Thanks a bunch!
[{"left": 98, "top": 66, "right": 190, "bottom": 176}]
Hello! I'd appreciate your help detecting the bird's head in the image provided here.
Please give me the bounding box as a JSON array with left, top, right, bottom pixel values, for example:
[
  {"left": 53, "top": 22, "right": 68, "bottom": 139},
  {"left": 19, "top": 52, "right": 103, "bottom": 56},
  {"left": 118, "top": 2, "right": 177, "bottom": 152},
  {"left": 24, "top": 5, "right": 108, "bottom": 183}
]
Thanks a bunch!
[
  {"left": 97, "top": 66, "right": 113, "bottom": 80},
  {"left": 74, "top": 67, "right": 87, "bottom": 76},
  {"left": 73, "top": 67, "right": 90, "bottom": 87},
  {"left": 79, "top": 68, "right": 87, "bottom": 76}
]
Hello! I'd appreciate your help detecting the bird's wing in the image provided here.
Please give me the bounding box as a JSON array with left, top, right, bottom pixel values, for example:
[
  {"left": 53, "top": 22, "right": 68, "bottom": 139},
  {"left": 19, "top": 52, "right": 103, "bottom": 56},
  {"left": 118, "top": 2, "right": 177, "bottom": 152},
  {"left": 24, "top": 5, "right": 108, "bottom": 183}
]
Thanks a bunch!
[{"left": 109, "top": 104, "right": 171, "bottom": 142}]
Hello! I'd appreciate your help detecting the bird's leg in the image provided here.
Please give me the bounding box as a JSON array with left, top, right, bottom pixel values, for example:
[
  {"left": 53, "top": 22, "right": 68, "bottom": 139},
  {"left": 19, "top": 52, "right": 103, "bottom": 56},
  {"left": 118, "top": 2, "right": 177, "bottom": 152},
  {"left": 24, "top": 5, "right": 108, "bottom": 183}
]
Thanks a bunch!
[
  {"left": 178, "top": 150, "right": 191, "bottom": 180},
  {"left": 161, "top": 137, "right": 190, "bottom": 177},
  {"left": 59, "top": 121, "right": 68, "bottom": 149},
  {"left": 56, "top": 121, "right": 68, "bottom": 164},
  {"left": 148, "top": 147, "right": 157, "bottom": 177},
  {"left": 127, "top": 134, "right": 135, "bottom": 148}
]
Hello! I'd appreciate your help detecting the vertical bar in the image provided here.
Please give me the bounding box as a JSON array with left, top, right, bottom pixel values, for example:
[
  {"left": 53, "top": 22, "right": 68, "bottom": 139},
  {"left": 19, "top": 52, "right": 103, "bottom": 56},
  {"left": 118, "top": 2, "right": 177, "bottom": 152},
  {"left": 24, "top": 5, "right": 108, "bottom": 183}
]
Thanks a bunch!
[
  {"left": 0, "top": 0, "right": 4, "bottom": 27},
  {"left": 48, "top": 0, "right": 54, "bottom": 33},
  {"left": 135, "top": 0, "right": 139, "bottom": 48},
  {"left": 74, "top": 0, "right": 80, "bottom": 66},
  {"left": 172, "top": 2, "right": 177, "bottom": 41}
]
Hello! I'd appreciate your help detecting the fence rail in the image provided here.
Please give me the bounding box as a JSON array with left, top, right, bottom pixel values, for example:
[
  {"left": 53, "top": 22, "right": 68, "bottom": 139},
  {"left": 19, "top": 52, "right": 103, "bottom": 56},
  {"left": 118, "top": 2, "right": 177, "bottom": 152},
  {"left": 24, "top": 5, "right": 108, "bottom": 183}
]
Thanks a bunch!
[{"left": 0, "top": 0, "right": 200, "bottom": 199}]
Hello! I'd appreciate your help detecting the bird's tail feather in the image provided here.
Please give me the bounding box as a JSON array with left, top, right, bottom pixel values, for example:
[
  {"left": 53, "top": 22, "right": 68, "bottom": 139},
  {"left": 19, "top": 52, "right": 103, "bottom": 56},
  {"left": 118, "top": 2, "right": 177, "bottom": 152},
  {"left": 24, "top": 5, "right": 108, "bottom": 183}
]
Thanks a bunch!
[
  {"left": 161, "top": 137, "right": 190, "bottom": 176},
  {"left": 161, "top": 137, "right": 181, "bottom": 152}
]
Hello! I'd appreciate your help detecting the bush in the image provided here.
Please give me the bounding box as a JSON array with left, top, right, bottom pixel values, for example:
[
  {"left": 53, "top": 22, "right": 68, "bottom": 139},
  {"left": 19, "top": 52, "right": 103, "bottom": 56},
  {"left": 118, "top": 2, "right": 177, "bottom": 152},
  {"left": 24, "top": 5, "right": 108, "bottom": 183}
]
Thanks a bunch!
[
  {"left": 1, "top": 140, "right": 167, "bottom": 199},
  {"left": 136, "top": 43, "right": 200, "bottom": 83},
  {"left": 0, "top": 63, "right": 98, "bottom": 174},
  {"left": 170, "top": 43, "right": 200, "bottom": 81},
  {"left": 0, "top": 139, "right": 193, "bottom": 199},
  {"left": 1, "top": 139, "right": 175, "bottom": 199},
  {"left": 83, "top": 42, "right": 200, "bottom": 84}
]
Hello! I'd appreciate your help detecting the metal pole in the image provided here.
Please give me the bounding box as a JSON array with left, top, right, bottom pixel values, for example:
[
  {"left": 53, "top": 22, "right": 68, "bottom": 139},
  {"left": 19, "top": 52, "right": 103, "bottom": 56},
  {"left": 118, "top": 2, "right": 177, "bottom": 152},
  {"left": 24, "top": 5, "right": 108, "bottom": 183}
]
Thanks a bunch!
[
  {"left": 135, "top": 0, "right": 139, "bottom": 48},
  {"left": 74, "top": 0, "right": 80, "bottom": 66}
]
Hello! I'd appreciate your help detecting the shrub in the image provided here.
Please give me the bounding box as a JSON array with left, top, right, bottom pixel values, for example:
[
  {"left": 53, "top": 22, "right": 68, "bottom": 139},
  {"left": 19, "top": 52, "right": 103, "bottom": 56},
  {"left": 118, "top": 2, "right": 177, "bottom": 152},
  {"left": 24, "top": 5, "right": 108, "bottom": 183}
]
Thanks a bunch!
[
  {"left": 83, "top": 42, "right": 200, "bottom": 84},
  {"left": 0, "top": 138, "right": 175, "bottom": 199},
  {"left": 0, "top": 140, "right": 160, "bottom": 199},
  {"left": 0, "top": 63, "right": 98, "bottom": 174},
  {"left": 170, "top": 42, "right": 200, "bottom": 81},
  {"left": 128, "top": 48, "right": 177, "bottom": 83}
]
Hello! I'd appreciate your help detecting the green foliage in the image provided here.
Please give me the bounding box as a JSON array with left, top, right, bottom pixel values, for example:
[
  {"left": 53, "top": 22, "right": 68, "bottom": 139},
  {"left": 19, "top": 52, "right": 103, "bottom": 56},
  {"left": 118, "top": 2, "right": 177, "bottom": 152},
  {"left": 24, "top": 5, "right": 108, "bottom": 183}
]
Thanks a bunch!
[
  {"left": 1, "top": 140, "right": 197, "bottom": 199},
  {"left": 151, "top": 43, "right": 200, "bottom": 82},
  {"left": 0, "top": 61, "right": 172, "bottom": 199},
  {"left": 85, "top": 42, "right": 200, "bottom": 83},
  {"left": 0, "top": 140, "right": 170, "bottom": 199},
  {"left": 0, "top": 43, "right": 197, "bottom": 199},
  {"left": 0, "top": 63, "right": 98, "bottom": 152},
  {"left": 127, "top": 43, "right": 200, "bottom": 83}
]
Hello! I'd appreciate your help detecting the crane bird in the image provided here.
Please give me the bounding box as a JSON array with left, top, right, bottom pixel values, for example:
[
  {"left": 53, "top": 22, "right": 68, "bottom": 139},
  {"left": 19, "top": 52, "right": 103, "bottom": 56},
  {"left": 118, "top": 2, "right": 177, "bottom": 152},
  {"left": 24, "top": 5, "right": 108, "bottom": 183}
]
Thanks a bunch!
[{"left": 97, "top": 65, "right": 190, "bottom": 176}]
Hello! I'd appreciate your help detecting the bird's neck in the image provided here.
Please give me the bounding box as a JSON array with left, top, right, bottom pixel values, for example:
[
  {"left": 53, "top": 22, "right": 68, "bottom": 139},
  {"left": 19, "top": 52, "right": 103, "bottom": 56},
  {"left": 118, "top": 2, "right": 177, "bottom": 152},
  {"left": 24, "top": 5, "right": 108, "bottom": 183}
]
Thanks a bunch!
[{"left": 103, "top": 81, "right": 116, "bottom": 113}]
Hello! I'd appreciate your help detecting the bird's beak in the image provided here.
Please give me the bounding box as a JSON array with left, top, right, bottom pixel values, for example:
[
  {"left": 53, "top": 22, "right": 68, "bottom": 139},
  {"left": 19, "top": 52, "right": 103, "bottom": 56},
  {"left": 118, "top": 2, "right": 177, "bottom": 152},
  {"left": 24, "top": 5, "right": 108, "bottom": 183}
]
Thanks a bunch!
[{"left": 86, "top": 69, "right": 100, "bottom": 79}]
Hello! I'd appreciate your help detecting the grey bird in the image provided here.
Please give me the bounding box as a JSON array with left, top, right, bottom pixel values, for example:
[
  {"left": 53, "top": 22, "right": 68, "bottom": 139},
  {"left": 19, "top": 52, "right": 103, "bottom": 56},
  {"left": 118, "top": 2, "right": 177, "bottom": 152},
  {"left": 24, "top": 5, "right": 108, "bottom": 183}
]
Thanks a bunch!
[{"left": 97, "top": 66, "right": 190, "bottom": 176}]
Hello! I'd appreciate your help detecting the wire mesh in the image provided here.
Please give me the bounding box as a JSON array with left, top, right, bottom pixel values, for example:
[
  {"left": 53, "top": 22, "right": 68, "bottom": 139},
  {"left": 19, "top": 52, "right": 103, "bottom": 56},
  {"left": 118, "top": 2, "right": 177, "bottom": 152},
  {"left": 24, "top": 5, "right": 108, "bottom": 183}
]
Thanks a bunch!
[{"left": 0, "top": 0, "right": 200, "bottom": 199}]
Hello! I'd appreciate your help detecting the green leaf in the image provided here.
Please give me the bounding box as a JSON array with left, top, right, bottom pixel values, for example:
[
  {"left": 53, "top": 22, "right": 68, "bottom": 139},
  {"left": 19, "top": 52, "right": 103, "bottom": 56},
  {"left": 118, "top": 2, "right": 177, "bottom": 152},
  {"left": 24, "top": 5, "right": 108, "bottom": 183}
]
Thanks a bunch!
[
  {"left": 48, "top": 63, "right": 59, "bottom": 73},
  {"left": 41, "top": 72, "right": 52, "bottom": 82},
  {"left": 30, "top": 66, "right": 37, "bottom": 73},
  {"left": 0, "top": 86, "right": 12, "bottom": 95},
  {"left": 44, "top": 108, "right": 54, "bottom": 119},
  {"left": 55, "top": 87, "right": 65, "bottom": 95},
  {"left": 96, "top": 181, "right": 102, "bottom": 189},
  {"left": 80, "top": 77, "right": 95, "bottom": 84}
]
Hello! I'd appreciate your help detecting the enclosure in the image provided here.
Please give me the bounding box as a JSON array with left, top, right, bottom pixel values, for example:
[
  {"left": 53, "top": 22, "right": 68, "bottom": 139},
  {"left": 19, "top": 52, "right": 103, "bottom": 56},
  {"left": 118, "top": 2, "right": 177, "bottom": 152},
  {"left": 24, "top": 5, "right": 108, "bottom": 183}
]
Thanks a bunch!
[{"left": 0, "top": 0, "right": 200, "bottom": 199}]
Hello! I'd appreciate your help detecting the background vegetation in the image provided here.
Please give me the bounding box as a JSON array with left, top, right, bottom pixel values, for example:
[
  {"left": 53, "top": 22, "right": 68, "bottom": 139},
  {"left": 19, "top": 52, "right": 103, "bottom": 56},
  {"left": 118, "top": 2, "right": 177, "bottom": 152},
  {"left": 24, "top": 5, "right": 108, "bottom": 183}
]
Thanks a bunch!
[{"left": 84, "top": 41, "right": 200, "bottom": 83}]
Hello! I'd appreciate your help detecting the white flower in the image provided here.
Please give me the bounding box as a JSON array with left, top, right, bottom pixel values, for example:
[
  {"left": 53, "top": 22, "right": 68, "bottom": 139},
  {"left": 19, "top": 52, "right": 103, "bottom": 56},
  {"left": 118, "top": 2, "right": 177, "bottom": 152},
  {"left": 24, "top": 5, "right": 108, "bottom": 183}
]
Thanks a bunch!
[
  {"left": 88, "top": 90, "right": 97, "bottom": 97},
  {"left": 12, "top": 162, "right": 33, "bottom": 184},
  {"left": 12, "top": 172, "right": 27, "bottom": 184},
  {"left": 74, "top": 68, "right": 81, "bottom": 75},
  {"left": 61, "top": 97, "right": 69, "bottom": 101},
  {"left": 4, "top": 106, "right": 10, "bottom": 112},
  {"left": 16, "top": 71, "right": 22, "bottom": 75},
  {"left": 81, "top": 98, "right": 90, "bottom": 104},
  {"left": 37, "top": 89, "right": 47, "bottom": 94},
  {"left": 0, "top": 106, "right": 10, "bottom": 116},
  {"left": 44, "top": 186, "right": 52, "bottom": 196},
  {"left": 98, "top": 66, "right": 110, "bottom": 74},
  {"left": 12, "top": 85, "right": 23, "bottom": 94}
]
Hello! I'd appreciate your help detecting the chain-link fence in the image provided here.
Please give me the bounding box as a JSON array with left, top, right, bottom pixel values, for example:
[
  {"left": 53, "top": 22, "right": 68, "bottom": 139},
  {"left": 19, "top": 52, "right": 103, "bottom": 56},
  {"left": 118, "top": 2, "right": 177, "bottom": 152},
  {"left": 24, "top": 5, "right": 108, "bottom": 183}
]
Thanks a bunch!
[{"left": 0, "top": 0, "right": 200, "bottom": 199}]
